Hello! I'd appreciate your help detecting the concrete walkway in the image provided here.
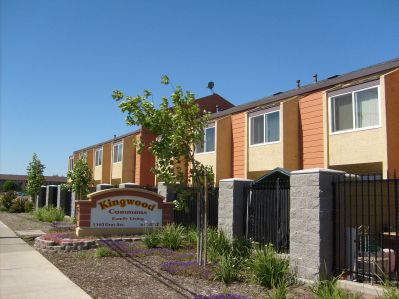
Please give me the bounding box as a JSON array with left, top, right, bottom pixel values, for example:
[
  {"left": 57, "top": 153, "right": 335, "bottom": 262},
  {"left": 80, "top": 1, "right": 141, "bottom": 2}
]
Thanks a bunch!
[{"left": 0, "top": 221, "right": 91, "bottom": 299}]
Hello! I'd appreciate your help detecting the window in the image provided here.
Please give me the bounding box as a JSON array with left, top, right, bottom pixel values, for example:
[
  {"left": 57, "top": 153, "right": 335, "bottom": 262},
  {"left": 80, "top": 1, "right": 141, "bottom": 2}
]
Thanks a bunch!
[
  {"left": 68, "top": 157, "right": 74, "bottom": 171},
  {"left": 80, "top": 152, "right": 86, "bottom": 161},
  {"left": 195, "top": 125, "right": 215, "bottom": 154},
  {"left": 113, "top": 142, "right": 122, "bottom": 163},
  {"left": 250, "top": 108, "right": 280, "bottom": 146},
  {"left": 330, "top": 85, "right": 380, "bottom": 133},
  {"left": 95, "top": 148, "right": 102, "bottom": 166}
]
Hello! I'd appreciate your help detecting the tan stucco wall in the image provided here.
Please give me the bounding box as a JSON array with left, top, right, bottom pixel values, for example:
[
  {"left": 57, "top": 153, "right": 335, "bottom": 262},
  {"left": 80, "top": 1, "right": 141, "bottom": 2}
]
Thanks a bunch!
[
  {"left": 122, "top": 135, "right": 136, "bottom": 183},
  {"left": 112, "top": 160, "right": 122, "bottom": 179},
  {"left": 102, "top": 142, "right": 111, "bottom": 184},
  {"left": 216, "top": 115, "right": 232, "bottom": 183},
  {"left": 248, "top": 142, "right": 283, "bottom": 172},
  {"left": 329, "top": 128, "right": 386, "bottom": 166},
  {"left": 282, "top": 98, "right": 299, "bottom": 170},
  {"left": 195, "top": 152, "right": 216, "bottom": 174},
  {"left": 94, "top": 165, "right": 102, "bottom": 181},
  {"left": 328, "top": 77, "right": 387, "bottom": 174}
]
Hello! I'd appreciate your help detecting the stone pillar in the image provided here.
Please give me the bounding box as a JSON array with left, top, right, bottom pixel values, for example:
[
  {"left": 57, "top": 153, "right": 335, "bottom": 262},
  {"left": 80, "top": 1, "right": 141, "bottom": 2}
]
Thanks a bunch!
[
  {"left": 157, "top": 182, "right": 176, "bottom": 202},
  {"left": 119, "top": 183, "right": 139, "bottom": 188},
  {"left": 218, "top": 178, "right": 252, "bottom": 239},
  {"left": 96, "top": 184, "right": 113, "bottom": 191},
  {"left": 289, "top": 168, "right": 345, "bottom": 281},
  {"left": 71, "top": 192, "right": 77, "bottom": 217}
]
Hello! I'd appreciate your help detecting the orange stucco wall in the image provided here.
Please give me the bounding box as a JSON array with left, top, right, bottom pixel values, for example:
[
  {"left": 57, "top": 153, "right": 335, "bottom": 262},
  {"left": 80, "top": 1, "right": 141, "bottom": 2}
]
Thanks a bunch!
[
  {"left": 86, "top": 148, "right": 94, "bottom": 172},
  {"left": 299, "top": 91, "right": 324, "bottom": 169},
  {"left": 384, "top": 69, "right": 399, "bottom": 177},
  {"left": 102, "top": 142, "right": 111, "bottom": 184},
  {"left": 231, "top": 112, "right": 246, "bottom": 178},
  {"left": 122, "top": 135, "right": 136, "bottom": 183}
]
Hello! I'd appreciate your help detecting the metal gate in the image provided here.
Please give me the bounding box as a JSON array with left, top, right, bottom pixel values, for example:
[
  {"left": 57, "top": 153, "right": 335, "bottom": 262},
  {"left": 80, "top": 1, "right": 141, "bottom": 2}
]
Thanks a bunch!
[{"left": 244, "top": 179, "right": 290, "bottom": 252}]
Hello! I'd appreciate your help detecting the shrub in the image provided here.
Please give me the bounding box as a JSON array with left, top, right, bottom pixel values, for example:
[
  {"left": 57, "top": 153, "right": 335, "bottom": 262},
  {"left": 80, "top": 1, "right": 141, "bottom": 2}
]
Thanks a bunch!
[
  {"left": 207, "top": 228, "right": 231, "bottom": 262},
  {"left": 0, "top": 191, "right": 15, "bottom": 210},
  {"left": 214, "top": 253, "right": 244, "bottom": 284},
  {"left": 24, "top": 201, "right": 34, "bottom": 212},
  {"left": 159, "top": 224, "right": 185, "bottom": 250},
  {"left": 9, "top": 203, "right": 24, "bottom": 213},
  {"left": 95, "top": 247, "right": 111, "bottom": 258},
  {"left": 248, "top": 245, "right": 289, "bottom": 289},
  {"left": 35, "top": 206, "right": 65, "bottom": 222},
  {"left": 184, "top": 224, "right": 197, "bottom": 246},
  {"left": 143, "top": 230, "right": 160, "bottom": 249}
]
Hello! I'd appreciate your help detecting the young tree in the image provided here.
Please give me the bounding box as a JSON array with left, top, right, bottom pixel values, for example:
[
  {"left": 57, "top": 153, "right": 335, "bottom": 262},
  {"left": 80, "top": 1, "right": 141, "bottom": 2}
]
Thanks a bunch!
[
  {"left": 113, "top": 76, "right": 214, "bottom": 264},
  {"left": 26, "top": 153, "right": 46, "bottom": 202},
  {"left": 62, "top": 156, "right": 94, "bottom": 201},
  {"left": 3, "top": 180, "right": 19, "bottom": 192},
  {"left": 112, "top": 75, "right": 214, "bottom": 210}
]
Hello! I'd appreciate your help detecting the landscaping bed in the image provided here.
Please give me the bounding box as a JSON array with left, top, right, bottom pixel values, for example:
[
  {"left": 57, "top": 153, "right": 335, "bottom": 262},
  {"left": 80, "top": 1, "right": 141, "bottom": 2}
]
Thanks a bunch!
[{"left": 0, "top": 212, "right": 378, "bottom": 299}]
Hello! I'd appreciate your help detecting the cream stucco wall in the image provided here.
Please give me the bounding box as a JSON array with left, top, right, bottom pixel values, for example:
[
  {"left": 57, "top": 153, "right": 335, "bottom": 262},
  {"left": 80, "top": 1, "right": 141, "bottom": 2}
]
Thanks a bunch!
[
  {"left": 94, "top": 166, "right": 102, "bottom": 181},
  {"left": 248, "top": 142, "right": 283, "bottom": 172},
  {"left": 111, "top": 162, "right": 122, "bottom": 179},
  {"left": 328, "top": 77, "right": 387, "bottom": 172},
  {"left": 194, "top": 152, "right": 216, "bottom": 173}
]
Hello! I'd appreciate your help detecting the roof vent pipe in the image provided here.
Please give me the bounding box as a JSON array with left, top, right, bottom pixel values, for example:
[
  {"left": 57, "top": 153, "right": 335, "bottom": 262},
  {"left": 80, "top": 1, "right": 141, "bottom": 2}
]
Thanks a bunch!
[
  {"left": 296, "top": 80, "right": 300, "bottom": 88},
  {"left": 216, "top": 105, "right": 220, "bottom": 112},
  {"left": 313, "top": 74, "right": 318, "bottom": 83}
]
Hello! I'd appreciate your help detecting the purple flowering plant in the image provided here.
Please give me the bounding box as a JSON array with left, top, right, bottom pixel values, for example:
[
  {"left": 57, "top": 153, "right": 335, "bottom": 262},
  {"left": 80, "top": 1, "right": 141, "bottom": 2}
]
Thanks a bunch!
[{"left": 193, "top": 294, "right": 253, "bottom": 299}]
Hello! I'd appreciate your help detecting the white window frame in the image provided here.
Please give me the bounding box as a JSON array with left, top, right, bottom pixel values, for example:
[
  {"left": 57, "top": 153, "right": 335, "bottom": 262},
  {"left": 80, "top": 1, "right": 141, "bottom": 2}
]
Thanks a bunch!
[
  {"left": 68, "top": 157, "right": 74, "bottom": 171},
  {"left": 249, "top": 110, "right": 280, "bottom": 147},
  {"left": 95, "top": 148, "right": 102, "bottom": 167},
  {"left": 329, "top": 85, "right": 381, "bottom": 135},
  {"left": 195, "top": 125, "right": 216, "bottom": 155},
  {"left": 113, "top": 142, "right": 122, "bottom": 163}
]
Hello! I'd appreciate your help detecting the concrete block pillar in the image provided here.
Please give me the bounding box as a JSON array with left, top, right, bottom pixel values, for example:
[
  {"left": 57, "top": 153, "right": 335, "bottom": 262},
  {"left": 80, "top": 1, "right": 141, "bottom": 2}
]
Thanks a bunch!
[
  {"left": 289, "top": 168, "right": 345, "bottom": 281},
  {"left": 119, "top": 183, "right": 139, "bottom": 188},
  {"left": 96, "top": 184, "right": 113, "bottom": 191},
  {"left": 57, "top": 185, "right": 71, "bottom": 214},
  {"left": 71, "top": 192, "right": 77, "bottom": 217},
  {"left": 218, "top": 178, "right": 253, "bottom": 239},
  {"left": 157, "top": 182, "right": 177, "bottom": 202}
]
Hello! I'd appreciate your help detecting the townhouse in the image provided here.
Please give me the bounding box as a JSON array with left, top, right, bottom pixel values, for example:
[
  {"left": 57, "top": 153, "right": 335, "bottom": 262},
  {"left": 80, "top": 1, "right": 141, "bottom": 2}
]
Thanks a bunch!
[
  {"left": 68, "top": 57, "right": 399, "bottom": 185},
  {"left": 68, "top": 94, "right": 235, "bottom": 187}
]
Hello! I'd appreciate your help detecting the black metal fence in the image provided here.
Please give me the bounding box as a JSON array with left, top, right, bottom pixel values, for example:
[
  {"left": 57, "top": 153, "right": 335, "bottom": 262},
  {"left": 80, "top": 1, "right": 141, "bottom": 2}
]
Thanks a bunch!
[
  {"left": 172, "top": 188, "right": 219, "bottom": 227},
  {"left": 243, "top": 179, "right": 290, "bottom": 252},
  {"left": 333, "top": 171, "right": 399, "bottom": 283}
]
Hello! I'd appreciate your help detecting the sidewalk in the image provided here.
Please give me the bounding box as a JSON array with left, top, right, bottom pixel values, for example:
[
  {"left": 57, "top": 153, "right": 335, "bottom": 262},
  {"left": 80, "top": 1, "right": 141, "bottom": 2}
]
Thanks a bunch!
[{"left": 0, "top": 221, "right": 91, "bottom": 299}]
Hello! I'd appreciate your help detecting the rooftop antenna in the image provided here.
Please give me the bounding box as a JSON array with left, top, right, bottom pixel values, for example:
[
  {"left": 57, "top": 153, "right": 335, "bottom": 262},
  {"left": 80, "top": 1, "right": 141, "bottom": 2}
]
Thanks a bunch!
[{"left": 206, "top": 81, "right": 215, "bottom": 94}]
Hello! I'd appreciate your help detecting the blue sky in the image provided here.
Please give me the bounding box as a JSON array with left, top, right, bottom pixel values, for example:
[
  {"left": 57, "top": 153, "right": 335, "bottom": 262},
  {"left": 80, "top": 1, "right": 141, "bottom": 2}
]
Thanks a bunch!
[{"left": 1, "top": 0, "right": 398, "bottom": 177}]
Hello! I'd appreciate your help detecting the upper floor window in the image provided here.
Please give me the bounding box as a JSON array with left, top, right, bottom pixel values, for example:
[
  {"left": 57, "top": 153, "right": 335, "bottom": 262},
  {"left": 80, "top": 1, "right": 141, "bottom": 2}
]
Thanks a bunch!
[
  {"left": 330, "top": 83, "right": 380, "bottom": 134},
  {"left": 249, "top": 107, "right": 280, "bottom": 146},
  {"left": 95, "top": 148, "right": 102, "bottom": 166},
  {"left": 80, "top": 152, "right": 86, "bottom": 161},
  {"left": 195, "top": 124, "right": 215, "bottom": 154},
  {"left": 113, "top": 142, "right": 122, "bottom": 163},
  {"left": 68, "top": 157, "right": 74, "bottom": 171}
]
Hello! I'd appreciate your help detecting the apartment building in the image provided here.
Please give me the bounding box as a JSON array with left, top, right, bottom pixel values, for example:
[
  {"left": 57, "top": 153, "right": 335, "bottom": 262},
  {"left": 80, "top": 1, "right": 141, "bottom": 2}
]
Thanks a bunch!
[
  {"left": 0, "top": 174, "right": 67, "bottom": 193},
  {"left": 68, "top": 57, "right": 399, "bottom": 185},
  {"left": 68, "top": 94, "right": 235, "bottom": 186},
  {"left": 201, "top": 57, "right": 399, "bottom": 180}
]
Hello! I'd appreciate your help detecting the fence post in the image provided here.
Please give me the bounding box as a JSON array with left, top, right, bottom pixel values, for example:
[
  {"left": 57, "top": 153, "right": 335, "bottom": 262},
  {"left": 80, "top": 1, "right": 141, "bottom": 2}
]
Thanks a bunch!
[
  {"left": 157, "top": 182, "right": 177, "bottom": 202},
  {"left": 290, "top": 168, "right": 345, "bottom": 281},
  {"left": 218, "top": 178, "right": 253, "bottom": 239}
]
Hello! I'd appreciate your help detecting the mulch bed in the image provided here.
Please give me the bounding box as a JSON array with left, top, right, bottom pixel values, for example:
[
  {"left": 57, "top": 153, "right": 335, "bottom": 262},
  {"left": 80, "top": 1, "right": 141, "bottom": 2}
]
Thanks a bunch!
[{"left": 0, "top": 212, "right": 375, "bottom": 299}]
